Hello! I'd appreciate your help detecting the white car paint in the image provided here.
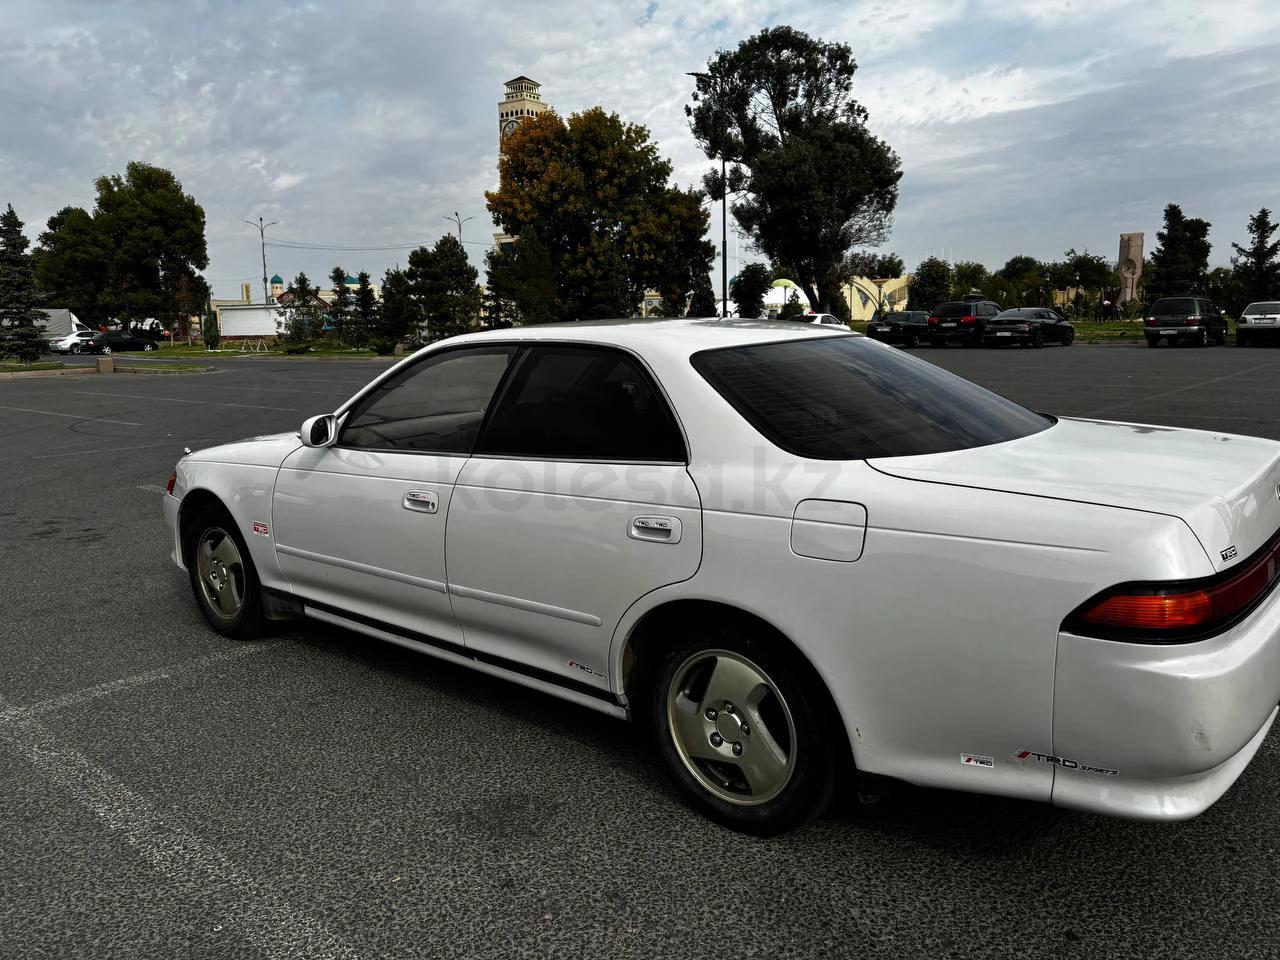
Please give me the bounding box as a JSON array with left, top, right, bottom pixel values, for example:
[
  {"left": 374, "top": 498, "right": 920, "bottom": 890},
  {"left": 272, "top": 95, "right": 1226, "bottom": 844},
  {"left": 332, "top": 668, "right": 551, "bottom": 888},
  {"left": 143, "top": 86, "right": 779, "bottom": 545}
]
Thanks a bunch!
[{"left": 164, "top": 318, "right": 1280, "bottom": 822}]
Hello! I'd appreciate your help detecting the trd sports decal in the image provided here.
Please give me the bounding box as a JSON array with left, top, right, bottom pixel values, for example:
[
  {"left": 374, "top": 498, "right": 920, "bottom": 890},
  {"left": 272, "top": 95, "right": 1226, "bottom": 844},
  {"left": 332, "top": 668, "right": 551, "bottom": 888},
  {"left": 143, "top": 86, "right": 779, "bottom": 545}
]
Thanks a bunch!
[
  {"left": 1011, "top": 750, "right": 1118, "bottom": 777},
  {"left": 960, "top": 753, "right": 994, "bottom": 768},
  {"left": 252, "top": 521, "right": 270, "bottom": 537}
]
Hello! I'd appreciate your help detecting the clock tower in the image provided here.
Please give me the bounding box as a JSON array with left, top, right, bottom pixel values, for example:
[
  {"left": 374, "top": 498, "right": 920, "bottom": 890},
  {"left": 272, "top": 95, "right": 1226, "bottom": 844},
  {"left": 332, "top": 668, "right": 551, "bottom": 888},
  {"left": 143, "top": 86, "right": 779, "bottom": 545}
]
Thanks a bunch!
[{"left": 498, "top": 76, "right": 549, "bottom": 151}]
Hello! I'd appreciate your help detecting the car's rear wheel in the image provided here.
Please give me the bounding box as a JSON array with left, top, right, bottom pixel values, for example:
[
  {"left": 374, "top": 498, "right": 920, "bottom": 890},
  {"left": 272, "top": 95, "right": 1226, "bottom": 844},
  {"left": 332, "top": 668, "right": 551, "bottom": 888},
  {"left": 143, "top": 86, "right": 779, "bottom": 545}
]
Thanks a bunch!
[
  {"left": 904, "top": 333, "right": 918, "bottom": 348},
  {"left": 1146, "top": 336, "right": 1159, "bottom": 348},
  {"left": 1196, "top": 328, "right": 1209, "bottom": 347},
  {"left": 144, "top": 342, "right": 155, "bottom": 351},
  {"left": 102, "top": 345, "right": 112, "bottom": 355},
  {"left": 70, "top": 344, "right": 81, "bottom": 355},
  {"left": 1031, "top": 330, "right": 1043, "bottom": 348},
  {"left": 187, "top": 505, "right": 264, "bottom": 639},
  {"left": 649, "top": 626, "right": 839, "bottom": 835}
]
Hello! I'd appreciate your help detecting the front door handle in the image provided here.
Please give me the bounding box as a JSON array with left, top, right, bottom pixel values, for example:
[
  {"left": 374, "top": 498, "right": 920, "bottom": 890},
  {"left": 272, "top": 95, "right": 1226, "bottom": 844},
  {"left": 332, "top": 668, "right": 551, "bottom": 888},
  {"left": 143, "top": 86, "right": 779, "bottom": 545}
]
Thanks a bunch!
[
  {"left": 629, "top": 515, "right": 681, "bottom": 544},
  {"left": 403, "top": 489, "right": 438, "bottom": 514}
]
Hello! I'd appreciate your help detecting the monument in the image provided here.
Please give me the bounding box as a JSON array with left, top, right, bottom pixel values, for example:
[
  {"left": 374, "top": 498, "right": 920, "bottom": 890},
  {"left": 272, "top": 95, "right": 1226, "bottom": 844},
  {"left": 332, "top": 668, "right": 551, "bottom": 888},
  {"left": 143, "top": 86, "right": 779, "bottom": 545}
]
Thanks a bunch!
[{"left": 1117, "top": 232, "right": 1143, "bottom": 304}]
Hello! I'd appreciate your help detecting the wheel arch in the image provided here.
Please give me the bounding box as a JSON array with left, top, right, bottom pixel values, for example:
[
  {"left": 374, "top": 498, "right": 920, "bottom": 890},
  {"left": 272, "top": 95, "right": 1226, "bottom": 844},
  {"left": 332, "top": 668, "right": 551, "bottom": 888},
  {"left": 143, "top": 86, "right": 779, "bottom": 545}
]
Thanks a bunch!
[
  {"left": 177, "top": 487, "right": 230, "bottom": 568},
  {"left": 615, "top": 597, "right": 857, "bottom": 773}
]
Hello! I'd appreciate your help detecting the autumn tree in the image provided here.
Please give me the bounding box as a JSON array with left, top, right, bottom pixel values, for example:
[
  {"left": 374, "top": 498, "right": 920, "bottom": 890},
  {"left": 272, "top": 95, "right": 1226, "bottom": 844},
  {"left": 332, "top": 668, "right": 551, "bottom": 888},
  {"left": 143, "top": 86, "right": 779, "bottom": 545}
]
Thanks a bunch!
[
  {"left": 730, "top": 262, "right": 773, "bottom": 318},
  {"left": 688, "top": 26, "right": 902, "bottom": 314},
  {"left": 1232, "top": 207, "right": 1280, "bottom": 305},
  {"left": 0, "top": 205, "right": 46, "bottom": 361},
  {"left": 486, "top": 107, "right": 714, "bottom": 322}
]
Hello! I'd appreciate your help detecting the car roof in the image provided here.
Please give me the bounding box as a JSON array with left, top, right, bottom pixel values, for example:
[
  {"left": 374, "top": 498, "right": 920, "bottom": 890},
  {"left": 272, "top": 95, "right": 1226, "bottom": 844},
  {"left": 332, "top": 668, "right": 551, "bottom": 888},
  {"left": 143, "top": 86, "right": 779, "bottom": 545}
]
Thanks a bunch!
[{"left": 442, "top": 317, "right": 853, "bottom": 363}]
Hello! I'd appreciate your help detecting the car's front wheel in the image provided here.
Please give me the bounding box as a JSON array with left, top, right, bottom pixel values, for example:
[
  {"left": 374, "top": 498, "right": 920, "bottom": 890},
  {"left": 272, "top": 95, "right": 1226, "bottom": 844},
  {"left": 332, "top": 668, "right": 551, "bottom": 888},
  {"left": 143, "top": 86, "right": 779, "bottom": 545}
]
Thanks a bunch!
[
  {"left": 144, "top": 342, "right": 155, "bottom": 351},
  {"left": 70, "top": 344, "right": 81, "bottom": 354},
  {"left": 187, "top": 505, "right": 264, "bottom": 639},
  {"left": 1063, "top": 327, "right": 1075, "bottom": 346},
  {"left": 649, "top": 627, "right": 839, "bottom": 835},
  {"left": 102, "top": 345, "right": 112, "bottom": 355}
]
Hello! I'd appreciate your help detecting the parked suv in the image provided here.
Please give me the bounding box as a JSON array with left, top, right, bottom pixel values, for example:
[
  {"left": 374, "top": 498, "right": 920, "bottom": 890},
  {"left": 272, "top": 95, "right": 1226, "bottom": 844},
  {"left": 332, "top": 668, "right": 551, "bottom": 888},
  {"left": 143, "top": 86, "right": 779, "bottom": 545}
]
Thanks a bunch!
[
  {"left": 1144, "top": 297, "right": 1228, "bottom": 347},
  {"left": 928, "top": 300, "right": 1002, "bottom": 347}
]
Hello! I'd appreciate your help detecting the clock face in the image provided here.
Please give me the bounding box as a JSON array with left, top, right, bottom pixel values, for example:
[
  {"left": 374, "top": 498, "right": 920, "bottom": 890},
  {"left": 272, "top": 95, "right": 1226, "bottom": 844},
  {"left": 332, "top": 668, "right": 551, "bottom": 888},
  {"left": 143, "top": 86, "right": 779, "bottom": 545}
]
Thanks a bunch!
[{"left": 502, "top": 119, "right": 519, "bottom": 138}]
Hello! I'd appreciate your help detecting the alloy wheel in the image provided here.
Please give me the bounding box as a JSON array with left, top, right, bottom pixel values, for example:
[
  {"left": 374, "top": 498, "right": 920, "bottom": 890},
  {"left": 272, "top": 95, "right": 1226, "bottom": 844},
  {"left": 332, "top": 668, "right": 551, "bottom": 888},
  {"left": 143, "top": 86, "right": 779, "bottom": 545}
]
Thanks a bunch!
[
  {"left": 195, "top": 526, "right": 246, "bottom": 621},
  {"left": 666, "top": 649, "right": 797, "bottom": 806}
]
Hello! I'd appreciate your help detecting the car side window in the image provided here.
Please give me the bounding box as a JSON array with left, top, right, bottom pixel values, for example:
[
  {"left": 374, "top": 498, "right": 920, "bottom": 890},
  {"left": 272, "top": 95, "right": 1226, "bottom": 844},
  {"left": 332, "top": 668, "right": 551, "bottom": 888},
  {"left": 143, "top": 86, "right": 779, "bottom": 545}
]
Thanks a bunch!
[
  {"left": 478, "top": 345, "right": 686, "bottom": 462},
  {"left": 340, "top": 346, "right": 517, "bottom": 454}
]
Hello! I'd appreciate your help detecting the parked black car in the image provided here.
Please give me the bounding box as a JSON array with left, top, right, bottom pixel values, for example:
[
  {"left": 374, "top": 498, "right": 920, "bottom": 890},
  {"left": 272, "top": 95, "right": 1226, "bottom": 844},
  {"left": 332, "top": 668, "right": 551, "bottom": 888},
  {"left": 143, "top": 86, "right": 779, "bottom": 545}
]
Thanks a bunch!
[
  {"left": 928, "top": 300, "right": 1002, "bottom": 347},
  {"left": 982, "top": 308, "right": 1075, "bottom": 348},
  {"left": 866, "top": 310, "right": 930, "bottom": 346},
  {"left": 1144, "top": 297, "right": 1228, "bottom": 347},
  {"left": 82, "top": 331, "right": 158, "bottom": 355}
]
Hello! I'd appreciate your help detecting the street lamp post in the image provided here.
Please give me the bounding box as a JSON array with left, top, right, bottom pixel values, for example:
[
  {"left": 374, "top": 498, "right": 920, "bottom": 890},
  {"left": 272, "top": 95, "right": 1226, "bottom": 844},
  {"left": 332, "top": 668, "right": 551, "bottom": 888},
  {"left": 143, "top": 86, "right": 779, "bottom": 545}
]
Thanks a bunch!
[
  {"left": 242, "top": 217, "right": 279, "bottom": 305},
  {"left": 444, "top": 211, "right": 474, "bottom": 242},
  {"left": 689, "top": 70, "right": 728, "bottom": 318}
]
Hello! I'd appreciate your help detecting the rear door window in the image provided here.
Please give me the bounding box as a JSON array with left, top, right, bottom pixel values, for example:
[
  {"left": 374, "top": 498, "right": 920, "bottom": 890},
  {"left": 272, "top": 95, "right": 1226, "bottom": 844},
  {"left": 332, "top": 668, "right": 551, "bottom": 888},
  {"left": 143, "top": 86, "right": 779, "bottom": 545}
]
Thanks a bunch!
[
  {"left": 933, "top": 303, "right": 972, "bottom": 318},
  {"left": 478, "top": 345, "right": 686, "bottom": 462}
]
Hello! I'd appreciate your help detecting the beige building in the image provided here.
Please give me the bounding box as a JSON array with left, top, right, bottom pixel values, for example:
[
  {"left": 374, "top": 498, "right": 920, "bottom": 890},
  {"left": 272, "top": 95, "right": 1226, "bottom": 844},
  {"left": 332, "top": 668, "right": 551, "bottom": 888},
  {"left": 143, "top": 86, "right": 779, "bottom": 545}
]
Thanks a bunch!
[{"left": 843, "top": 274, "right": 910, "bottom": 322}]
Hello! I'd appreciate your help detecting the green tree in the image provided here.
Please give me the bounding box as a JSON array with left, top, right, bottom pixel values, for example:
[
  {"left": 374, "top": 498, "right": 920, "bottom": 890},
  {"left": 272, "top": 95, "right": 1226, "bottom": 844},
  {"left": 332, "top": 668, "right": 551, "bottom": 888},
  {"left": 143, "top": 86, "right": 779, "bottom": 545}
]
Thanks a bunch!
[
  {"left": 33, "top": 206, "right": 106, "bottom": 325},
  {"left": 0, "top": 205, "right": 46, "bottom": 361},
  {"left": 844, "top": 251, "right": 904, "bottom": 280},
  {"left": 485, "top": 230, "right": 559, "bottom": 326},
  {"left": 991, "top": 255, "right": 1048, "bottom": 307},
  {"left": 1206, "top": 266, "right": 1244, "bottom": 317},
  {"left": 951, "top": 260, "right": 990, "bottom": 300},
  {"left": 1231, "top": 207, "right": 1280, "bottom": 305},
  {"left": 778, "top": 290, "right": 806, "bottom": 320},
  {"left": 730, "top": 262, "right": 773, "bottom": 318},
  {"left": 352, "top": 271, "right": 377, "bottom": 347},
  {"left": 906, "top": 257, "right": 952, "bottom": 313},
  {"left": 487, "top": 107, "right": 714, "bottom": 322},
  {"left": 687, "top": 273, "right": 718, "bottom": 316},
  {"left": 203, "top": 309, "right": 220, "bottom": 349},
  {"left": 369, "top": 267, "right": 415, "bottom": 354},
  {"left": 688, "top": 26, "right": 902, "bottom": 314},
  {"left": 407, "top": 234, "right": 481, "bottom": 342},
  {"left": 327, "top": 266, "right": 354, "bottom": 345},
  {"left": 1147, "top": 203, "right": 1211, "bottom": 300},
  {"left": 275, "top": 272, "right": 322, "bottom": 353}
]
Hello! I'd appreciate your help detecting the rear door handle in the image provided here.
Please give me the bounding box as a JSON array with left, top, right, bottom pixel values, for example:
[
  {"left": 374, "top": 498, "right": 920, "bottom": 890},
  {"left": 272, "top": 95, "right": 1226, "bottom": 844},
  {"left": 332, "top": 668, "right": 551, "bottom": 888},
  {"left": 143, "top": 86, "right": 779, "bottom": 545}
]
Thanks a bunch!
[
  {"left": 629, "top": 515, "right": 681, "bottom": 544},
  {"left": 403, "top": 489, "right": 438, "bottom": 514}
]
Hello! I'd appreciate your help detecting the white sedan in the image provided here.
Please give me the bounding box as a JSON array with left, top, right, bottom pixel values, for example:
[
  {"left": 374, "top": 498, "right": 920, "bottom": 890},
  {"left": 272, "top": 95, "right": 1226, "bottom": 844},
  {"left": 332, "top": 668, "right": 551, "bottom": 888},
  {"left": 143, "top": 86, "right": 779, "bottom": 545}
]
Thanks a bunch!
[{"left": 163, "top": 319, "right": 1280, "bottom": 834}]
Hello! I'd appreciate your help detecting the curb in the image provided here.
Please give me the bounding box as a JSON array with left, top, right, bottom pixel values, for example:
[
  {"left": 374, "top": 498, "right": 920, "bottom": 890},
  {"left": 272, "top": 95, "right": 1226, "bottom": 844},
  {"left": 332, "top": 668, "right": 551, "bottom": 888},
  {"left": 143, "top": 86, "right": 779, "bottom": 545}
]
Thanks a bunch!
[{"left": 0, "top": 366, "right": 96, "bottom": 380}]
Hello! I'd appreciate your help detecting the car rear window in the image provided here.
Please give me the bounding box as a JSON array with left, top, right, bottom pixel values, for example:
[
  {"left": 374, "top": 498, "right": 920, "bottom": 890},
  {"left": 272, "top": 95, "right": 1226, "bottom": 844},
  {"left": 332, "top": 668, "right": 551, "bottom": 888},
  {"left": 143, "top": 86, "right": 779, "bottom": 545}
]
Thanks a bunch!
[
  {"left": 1244, "top": 302, "right": 1280, "bottom": 315},
  {"left": 995, "top": 309, "right": 1032, "bottom": 320},
  {"left": 933, "top": 302, "right": 974, "bottom": 318},
  {"left": 1151, "top": 298, "right": 1196, "bottom": 316},
  {"left": 692, "top": 337, "right": 1051, "bottom": 460}
]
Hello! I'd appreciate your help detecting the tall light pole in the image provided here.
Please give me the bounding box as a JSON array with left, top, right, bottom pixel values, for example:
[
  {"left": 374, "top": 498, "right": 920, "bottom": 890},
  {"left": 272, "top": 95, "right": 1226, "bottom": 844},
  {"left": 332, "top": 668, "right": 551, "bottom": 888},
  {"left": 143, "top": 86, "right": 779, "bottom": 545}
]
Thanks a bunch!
[
  {"left": 444, "top": 211, "right": 474, "bottom": 242},
  {"left": 242, "top": 217, "right": 279, "bottom": 304},
  {"left": 689, "top": 70, "right": 728, "bottom": 318}
]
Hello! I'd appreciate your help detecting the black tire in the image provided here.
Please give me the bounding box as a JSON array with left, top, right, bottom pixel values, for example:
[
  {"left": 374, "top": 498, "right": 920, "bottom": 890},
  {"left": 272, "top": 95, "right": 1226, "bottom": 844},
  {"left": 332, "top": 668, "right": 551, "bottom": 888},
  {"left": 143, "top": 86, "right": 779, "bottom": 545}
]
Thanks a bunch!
[
  {"left": 102, "top": 345, "right": 112, "bottom": 355},
  {"left": 186, "top": 504, "right": 265, "bottom": 639},
  {"left": 1031, "top": 330, "right": 1043, "bottom": 348},
  {"left": 1063, "top": 327, "right": 1075, "bottom": 346},
  {"left": 144, "top": 342, "right": 155, "bottom": 351},
  {"left": 648, "top": 623, "right": 840, "bottom": 836},
  {"left": 1146, "top": 336, "right": 1159, "bottom": 348},
  {"left": 966, "top": 330, "right": 984, "bottom": 348},
  {"left": 70, "top": 344, "right": 81, "bottom": 355},
  {"left": 904, "top": 333, "right": 917, "bottom": 348},
  {"left": 1196, "top": 328, "right": 1209, "bottom": 347}
]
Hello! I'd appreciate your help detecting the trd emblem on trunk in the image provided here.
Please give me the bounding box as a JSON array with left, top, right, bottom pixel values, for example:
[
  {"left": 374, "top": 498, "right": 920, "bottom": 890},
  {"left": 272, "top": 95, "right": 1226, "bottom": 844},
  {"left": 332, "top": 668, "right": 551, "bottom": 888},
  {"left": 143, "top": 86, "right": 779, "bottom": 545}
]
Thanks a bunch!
[{"left": 1221, "top": 546, "right": 1238, "bottom": 562}]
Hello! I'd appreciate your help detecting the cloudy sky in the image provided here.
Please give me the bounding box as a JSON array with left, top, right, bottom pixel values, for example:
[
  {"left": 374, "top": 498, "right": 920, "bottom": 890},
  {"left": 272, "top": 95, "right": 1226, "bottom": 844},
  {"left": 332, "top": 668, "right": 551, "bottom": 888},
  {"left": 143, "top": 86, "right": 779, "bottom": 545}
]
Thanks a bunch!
[{"left": 2, "top": 0, "right": 1279, "bottom": 300}]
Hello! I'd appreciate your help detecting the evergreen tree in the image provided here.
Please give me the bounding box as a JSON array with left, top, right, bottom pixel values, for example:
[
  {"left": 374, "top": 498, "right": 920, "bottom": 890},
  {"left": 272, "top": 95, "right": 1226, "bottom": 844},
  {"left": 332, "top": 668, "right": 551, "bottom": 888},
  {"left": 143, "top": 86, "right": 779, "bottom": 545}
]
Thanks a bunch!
[
  {"left": 730, "top": 262, "right": 773, "bottom": 319},
  {"left": 778, "top": 290, "right": 807, "bottom": 320},
  {"left": 484, "top": 230, "right": 559, "bottom": 325},
  {"left": 352, "top": 271, "right": 377, "bottom": 347},
  {"left": 369, "top": 267, "right": 415, "bottom": 354},
  {"left": 687, "top": 273, "right": 718, "bottom": 316},
  {"left": 275, "top": 272, "right": 322, "bottom": 353},
  {"left": 328, "top": 265, "right": 354, "bottom": 344},
  {"left": 407, "top": 235, "right": 481, "bottom": 342},
  {"left": 1231, "top": 207, "right": 1280, "bottom": 305},
  {"left": 202, "top": 309, "right": 220, "bottom": 349},
  {"left": 1147, "top": 203, "right": 1211, "bottom": 300},
  {"left": 0, "top": 204, "right": 46, "bottom": 362}
]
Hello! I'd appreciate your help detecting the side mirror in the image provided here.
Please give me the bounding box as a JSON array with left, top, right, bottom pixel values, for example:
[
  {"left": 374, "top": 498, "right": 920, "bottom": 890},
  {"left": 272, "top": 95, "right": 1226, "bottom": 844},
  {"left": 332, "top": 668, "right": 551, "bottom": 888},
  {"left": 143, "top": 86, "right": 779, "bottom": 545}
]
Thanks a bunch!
[{"left": 300, "top": 414, "right": 338, "bottom": 448}]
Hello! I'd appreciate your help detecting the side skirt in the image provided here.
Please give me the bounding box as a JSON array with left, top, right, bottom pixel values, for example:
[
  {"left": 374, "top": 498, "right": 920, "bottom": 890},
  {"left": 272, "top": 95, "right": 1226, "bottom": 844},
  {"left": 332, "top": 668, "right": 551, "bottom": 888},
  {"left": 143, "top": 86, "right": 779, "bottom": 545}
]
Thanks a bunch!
[{"left": 295, "top": 595, "right": 628, "bottom": 721}]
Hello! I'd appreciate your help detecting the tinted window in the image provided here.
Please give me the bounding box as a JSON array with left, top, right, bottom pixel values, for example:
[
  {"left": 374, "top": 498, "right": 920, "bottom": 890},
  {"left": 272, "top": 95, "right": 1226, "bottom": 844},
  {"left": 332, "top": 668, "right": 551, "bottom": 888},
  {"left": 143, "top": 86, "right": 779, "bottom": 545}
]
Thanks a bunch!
[
  {"left": 1244, "top": 302, "right": 1280, "bottom": 315},
  {"left": 933, "top": 302, "right": 974, "bottom": 318},
  {"left": 692, "top": 337, "right": 1050, "bottom": 460},
  {"left": 995, "top": 309, "right": 1032, "bottom": 320},
  {"left": 883, "top": 312, "right": 910, "bottom": 323},
  {"left": 1151, "top": 298, "right": 1196, "bottom": 316},
  {"left": 341, "top": 346, "right": 516, "bottom": 453},
  {"left": 479, "top": 345, "right": 685, "bottom": 462}
]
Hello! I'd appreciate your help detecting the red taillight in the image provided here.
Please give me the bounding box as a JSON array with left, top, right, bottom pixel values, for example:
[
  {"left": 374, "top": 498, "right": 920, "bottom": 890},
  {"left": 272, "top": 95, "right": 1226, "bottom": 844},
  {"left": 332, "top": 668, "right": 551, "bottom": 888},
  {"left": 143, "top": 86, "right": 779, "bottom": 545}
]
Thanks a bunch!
[
  {"left": 1069, "top": 528, "right": 1280, "bottom": 642},
  {"left": 928, "top": 316, "right": 939, "bottom": 325},
  {"left": 959, "top": 315, "right": 977, "bottom": 325},
  {"left": 166, "top": 472, "right": 177, "bottom": 495}
]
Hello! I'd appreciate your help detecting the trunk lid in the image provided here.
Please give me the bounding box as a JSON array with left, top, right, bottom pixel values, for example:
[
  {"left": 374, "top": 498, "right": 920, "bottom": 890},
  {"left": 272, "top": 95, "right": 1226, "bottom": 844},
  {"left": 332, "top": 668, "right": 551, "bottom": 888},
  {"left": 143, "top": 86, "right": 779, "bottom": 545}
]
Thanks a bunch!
[{"left": 868, "top": 417, "right": 1280, "bottom": 573}]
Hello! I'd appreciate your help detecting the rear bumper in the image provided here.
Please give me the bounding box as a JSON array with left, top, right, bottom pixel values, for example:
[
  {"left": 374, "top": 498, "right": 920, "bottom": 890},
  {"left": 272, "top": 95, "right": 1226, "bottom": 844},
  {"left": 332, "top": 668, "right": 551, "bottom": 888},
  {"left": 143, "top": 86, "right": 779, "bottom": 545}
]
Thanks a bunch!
[
  {"left": 984, "top": 329, "right": 1033, "bottom": 344},
  {"left": 931, "top": 325, "right": 981, "bottom": 341},
  {"left": 1050, "top": 581, "right": 1280, "bottom": 819},
  {"left": 1238, "top": 325, "right": 1280, "bottom": 338},
  {"left": 1147, "top": 324, "right": 1203, "bottom": 337}
]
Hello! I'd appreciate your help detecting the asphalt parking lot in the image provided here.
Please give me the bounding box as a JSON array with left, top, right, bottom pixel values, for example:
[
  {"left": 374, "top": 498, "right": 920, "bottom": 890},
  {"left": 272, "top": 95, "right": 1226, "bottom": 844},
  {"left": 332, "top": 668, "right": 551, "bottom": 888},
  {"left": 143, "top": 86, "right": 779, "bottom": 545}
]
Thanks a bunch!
[{"left": 3, "top": 343, "right": 1280, "bottom": 960}]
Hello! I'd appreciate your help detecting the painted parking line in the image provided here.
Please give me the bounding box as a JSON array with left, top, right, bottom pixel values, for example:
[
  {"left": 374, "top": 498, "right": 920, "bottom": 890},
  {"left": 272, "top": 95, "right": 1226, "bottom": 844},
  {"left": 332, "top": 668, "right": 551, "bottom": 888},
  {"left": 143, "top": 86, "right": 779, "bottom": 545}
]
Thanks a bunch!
[
  {"left": 32, "top": 441, "right": 179, "bottom": 460},
  {"left": 0, "top": 403, "right": 142, "bottom": 427},
  {"left": 0, "top": 692, "right": 361, "bottom": 960},
  {"left": 73, "top": 390, "right": 298, "bottom": 412}
]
